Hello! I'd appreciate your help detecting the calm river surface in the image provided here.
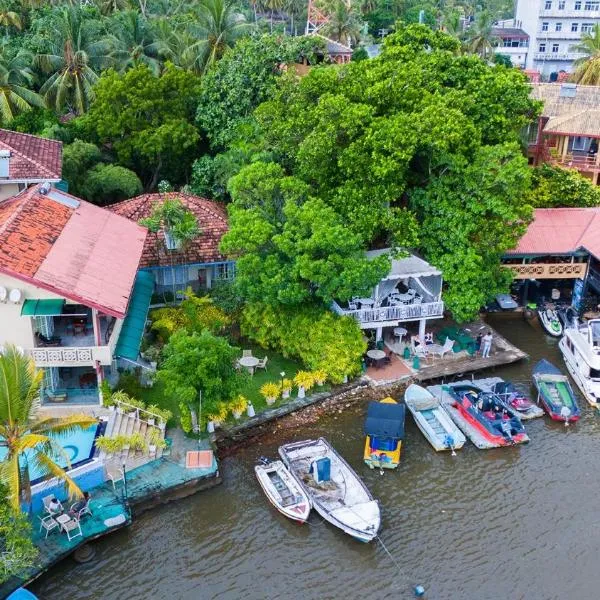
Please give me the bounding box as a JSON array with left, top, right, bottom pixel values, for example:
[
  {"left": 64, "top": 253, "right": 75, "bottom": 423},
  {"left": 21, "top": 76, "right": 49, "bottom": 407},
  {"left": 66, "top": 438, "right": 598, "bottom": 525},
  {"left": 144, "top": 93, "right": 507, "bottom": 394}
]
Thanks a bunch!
[{"left": 31, "top": 314, "right": 600, "bottom": 600}]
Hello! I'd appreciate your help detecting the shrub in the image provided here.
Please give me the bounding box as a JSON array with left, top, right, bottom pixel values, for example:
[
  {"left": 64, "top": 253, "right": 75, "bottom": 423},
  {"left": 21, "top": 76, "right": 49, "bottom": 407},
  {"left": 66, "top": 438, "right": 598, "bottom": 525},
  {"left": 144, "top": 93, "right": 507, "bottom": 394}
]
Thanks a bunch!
[
  {"left": 241, "top": 303, "right": 366, "bottom": 383},
  {"left": 530, "top": 164, "right": 600, "bottom": 208},
  {"left": 80, "top": 163, "right": 143, "bottom": 205},
  {"left": 260, "top": 382, "right": 280, "bottom": 401},
  {"left": 115, "top": 372, "right": 145, "bottom": 399},
  {"left": 207, "top": 402, "right": 229, "bottom": 424},
  {"left": 231, "top": 395, "right": 248, "bottom": 415},
  {"left": 179, "top": 402, "right": 193, "bottom": 433}
]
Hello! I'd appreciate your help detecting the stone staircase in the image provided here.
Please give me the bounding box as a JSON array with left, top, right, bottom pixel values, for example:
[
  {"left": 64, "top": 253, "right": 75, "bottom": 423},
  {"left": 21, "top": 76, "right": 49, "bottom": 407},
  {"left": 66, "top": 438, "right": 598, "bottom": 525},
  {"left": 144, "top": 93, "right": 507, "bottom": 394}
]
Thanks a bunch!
[{"left": 100, "top": 409, "right": 165, "bottom": 471}]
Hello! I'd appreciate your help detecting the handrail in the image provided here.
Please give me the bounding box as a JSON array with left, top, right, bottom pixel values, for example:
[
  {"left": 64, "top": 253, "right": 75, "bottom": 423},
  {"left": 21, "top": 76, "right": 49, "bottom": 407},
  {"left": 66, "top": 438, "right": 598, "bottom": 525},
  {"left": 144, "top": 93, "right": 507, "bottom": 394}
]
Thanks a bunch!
[{"left": 114, "top": 399, "right": 165, "bottom": 425}]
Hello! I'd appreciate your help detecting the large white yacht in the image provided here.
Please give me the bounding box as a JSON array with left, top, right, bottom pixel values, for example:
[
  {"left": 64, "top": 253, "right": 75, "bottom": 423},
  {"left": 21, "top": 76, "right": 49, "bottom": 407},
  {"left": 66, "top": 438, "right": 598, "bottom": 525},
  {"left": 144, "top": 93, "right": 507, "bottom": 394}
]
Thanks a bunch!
[{"left": 559, "top": 319, "right": 600, "bottom": 407}]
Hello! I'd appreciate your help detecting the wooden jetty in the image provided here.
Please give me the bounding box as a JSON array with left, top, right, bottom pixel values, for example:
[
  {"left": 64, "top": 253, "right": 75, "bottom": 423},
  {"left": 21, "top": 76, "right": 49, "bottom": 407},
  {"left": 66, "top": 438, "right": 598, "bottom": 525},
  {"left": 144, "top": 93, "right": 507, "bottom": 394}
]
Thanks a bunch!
[{"left": 414, "top": 322, "right": 528, "bottom": 383}]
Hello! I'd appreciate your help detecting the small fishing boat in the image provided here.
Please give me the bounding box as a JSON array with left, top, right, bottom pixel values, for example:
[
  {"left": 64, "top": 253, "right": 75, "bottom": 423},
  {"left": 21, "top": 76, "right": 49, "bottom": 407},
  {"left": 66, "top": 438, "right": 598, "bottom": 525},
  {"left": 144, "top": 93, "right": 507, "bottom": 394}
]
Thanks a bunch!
[
  {"left": 279, "top": 438, "right": 380, "bottom": 543},
  {"left": 404, "top": 384, "right": 466, "bottom": 452},
  {"left": 532, "top": 359, "right": 581, "bottom": 423},
  {"left": 538, "top": 304, "right": 563, "bottom": 337},
  {"left": 363, "top": 397, "right": 405, "bottom": 469},
  {"left": 446, "top": 384, "right": 529, "bottom": 446},
  {"left": 255, "top": 459, "right": 310, "bottom": 524},
  {"left": 490, "top": 381, "right": 545, "bottom": 420}
]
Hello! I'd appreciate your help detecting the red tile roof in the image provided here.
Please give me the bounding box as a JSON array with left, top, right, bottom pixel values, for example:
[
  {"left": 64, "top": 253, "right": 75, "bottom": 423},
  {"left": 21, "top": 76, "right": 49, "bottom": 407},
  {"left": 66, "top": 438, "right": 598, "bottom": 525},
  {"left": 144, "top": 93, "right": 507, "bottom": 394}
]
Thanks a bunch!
[
  {"left": 0, "top": 185, "right": 147, "bottom": 317},
  {"left": 109, "top": 192, "right": 229, "bottom": 268},
  {"left": 0, "top": 129, "right": 62, "bottom": 180},
  {"left": 508, "top": 207, "right": 600, "bottom": 259}
]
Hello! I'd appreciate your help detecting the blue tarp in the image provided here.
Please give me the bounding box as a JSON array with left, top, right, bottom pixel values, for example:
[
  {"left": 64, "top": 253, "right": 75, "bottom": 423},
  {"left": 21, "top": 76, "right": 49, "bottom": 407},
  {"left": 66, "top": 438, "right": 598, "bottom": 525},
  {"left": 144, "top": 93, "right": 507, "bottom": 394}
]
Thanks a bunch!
[{"left": 364, "top": 401, "right": 405, "bottom": 439}]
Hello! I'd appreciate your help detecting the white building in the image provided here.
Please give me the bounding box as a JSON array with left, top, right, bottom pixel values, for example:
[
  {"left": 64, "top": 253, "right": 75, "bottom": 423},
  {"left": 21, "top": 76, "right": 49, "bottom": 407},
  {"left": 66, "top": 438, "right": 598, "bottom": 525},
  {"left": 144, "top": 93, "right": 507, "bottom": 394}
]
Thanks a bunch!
[
  {"left": 0, "top": 184, "right": 150, "bottom": 408},
  {"left": 509, "top": 0, "right": 600, "bottom": 76}
]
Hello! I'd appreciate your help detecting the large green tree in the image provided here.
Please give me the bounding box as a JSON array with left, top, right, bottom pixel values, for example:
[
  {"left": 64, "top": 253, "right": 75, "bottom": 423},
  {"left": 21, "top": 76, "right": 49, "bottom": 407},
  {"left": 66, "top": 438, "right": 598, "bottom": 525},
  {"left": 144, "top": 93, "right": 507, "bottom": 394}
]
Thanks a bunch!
[
  {"left": 82, "top": 63, "right": 201, "bottom": 188},
  {"left": 220, "top": 161, "right": 390, "bottom": 306},
  {"left": 0, "top": 346, "right": 97, "bottom": 510},
  {"left": 411, "top": 143, "right": 532, "bottom": 321},
  {"left": 530, "top": 164, "right": 600, "bottom": 208}
]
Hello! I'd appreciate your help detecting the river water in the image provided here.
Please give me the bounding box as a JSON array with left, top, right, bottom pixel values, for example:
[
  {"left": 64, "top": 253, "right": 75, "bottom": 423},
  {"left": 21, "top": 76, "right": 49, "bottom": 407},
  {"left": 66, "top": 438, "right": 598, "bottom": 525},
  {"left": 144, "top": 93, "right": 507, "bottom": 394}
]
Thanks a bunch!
[{"left": 31, "top": 314, "right": 600, "bottom": 600}]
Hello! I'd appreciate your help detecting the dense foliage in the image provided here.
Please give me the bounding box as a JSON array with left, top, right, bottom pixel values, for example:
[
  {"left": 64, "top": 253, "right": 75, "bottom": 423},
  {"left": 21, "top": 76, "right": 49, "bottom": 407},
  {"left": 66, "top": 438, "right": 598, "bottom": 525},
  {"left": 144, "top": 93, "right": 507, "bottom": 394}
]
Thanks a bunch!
[
  {"left": 530, "top": 164, "right": 600, "bottom": 208},
  {"left": 240, "top": 303, "right": 366, "bottom": 383},
  {"left": 0, "top": 485, "right": 37, "bottom": 584}
]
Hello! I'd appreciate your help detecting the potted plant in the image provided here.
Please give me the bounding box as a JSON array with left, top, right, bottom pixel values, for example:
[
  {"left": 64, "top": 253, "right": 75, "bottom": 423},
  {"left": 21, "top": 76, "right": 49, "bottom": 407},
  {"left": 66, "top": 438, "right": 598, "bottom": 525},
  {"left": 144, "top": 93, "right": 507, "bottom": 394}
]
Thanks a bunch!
[
  {"left": 260, "top": 382, "right": 280, "bottom": 406},
  {"left": 313, "top": 370, "right": 327, "bottom": 386},
  {"left": 128, "top": 432, "right": 148, "bottom": 454},
  {"left": 207, "top": 402, "right": 229, "bottom": 428},
  {"left": 147, "top": 405, "right": 172, "bottom": 429},
  {"left": 147, "top": 428, "right": 167, "bottom": 455},
  {"left": 281, "top": 379, "right": 293, "bottom": 399},
  {"left": 294, "top": 371, "right": 315, "bottom": 399},
  {"left": 231, "top": 395, "right": 248, "bottom": 419}
]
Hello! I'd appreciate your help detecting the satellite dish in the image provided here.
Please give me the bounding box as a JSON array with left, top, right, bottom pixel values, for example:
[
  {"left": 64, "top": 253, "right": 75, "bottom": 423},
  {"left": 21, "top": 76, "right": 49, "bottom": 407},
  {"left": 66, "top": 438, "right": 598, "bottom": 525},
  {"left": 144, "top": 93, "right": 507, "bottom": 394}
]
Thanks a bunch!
[
  {"left": 0, "top": 286, "right": 6, "bottom": 302},
  {"left": 9, "top": 288, "right": 22, "bottom": 304}
]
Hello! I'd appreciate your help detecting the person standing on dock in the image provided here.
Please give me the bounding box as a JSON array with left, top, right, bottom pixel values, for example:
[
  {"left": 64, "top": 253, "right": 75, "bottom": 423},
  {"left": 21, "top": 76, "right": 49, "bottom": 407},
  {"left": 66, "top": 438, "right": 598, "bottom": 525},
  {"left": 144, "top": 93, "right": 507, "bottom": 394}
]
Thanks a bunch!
[{"left": 481, "top": 331, "right": 493, "bottom": 358}]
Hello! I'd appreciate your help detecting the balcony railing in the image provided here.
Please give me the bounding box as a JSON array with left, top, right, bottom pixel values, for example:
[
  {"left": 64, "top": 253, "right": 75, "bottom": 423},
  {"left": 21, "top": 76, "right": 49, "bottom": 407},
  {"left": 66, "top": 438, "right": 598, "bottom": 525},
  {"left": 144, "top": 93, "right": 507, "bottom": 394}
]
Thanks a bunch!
[
  {"left": 549, "top": 153, "right": 600, "bottom": 172},
  {"left": 331, "top": 300, "right": 444, "bottom": 325},
  {"left": 533, "top": 52, "right": 585, "bottom": 61},
  {"left": 28, "top": 345, "right": 112, "bottom": 366}
]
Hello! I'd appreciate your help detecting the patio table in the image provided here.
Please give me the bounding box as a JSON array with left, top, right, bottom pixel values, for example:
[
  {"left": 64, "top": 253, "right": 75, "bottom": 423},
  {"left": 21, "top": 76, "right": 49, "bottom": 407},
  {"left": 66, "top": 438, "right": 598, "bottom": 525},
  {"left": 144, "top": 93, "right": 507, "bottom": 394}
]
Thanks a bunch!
[
  {"left": 239, "top": 356, "right": 259, "bottom": 375},
  {"left": 393, "top": 327, "right": 407, "bottom": 344},
  {"left": 55, "top": 513, "right": 72, "bottom": 532},
  {"left": 366, "top": 349, "right": 386, "bottom": 368}
]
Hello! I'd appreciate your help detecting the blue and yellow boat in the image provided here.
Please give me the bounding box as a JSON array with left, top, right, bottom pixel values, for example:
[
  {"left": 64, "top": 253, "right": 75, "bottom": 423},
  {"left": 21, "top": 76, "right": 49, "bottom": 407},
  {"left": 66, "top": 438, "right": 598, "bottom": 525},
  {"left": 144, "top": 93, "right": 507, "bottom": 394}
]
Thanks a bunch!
[{"left": 363, "top": 398, "right": 405, "bottom": 469}]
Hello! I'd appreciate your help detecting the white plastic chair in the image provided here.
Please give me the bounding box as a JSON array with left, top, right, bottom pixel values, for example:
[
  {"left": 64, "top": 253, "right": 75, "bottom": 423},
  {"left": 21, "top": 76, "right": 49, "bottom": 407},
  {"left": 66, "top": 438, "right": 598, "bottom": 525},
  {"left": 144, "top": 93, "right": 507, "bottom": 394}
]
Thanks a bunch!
[
  {"left": 108, "top": 467, "right": 125, "bottom": 492},
  {"left": 256, "top": 356, "right": 268, "bottom": 370},
  {"left": 38, "top": 515, "right": 59, "bottom": 539},
  {"left": 242, "top": 349, "right": 252, "bottom": 358},
  {"left": 63, "top": 519, "right": 82, "bottom": 542},
  {"left": 70, "top": 498, "right": 92, "bottom": 520},
  {"left": 430, "top": 338, "right": 455, "bottom": 360}
]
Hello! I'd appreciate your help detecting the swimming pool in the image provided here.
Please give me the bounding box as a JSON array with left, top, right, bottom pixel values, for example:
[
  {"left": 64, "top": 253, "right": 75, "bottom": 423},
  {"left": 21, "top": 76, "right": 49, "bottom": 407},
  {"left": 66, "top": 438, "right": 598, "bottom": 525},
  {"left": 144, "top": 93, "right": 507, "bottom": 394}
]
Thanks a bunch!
[{"left": 0, "top": 423, "right": 101, "bottom": 483}]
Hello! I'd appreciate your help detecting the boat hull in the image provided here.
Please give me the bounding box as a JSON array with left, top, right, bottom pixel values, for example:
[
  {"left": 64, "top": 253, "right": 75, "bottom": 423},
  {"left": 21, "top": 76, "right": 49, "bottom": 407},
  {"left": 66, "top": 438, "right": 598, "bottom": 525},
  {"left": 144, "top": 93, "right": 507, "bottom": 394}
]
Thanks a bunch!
[
  {"left": 538, "top": 308, "right": 563, "bottom": 337},
  {"left": 279, "top": 438, "right": 380, "bottom": 542},
  {"left": 532, "top": 359, "right": 581, "bottom": 422},
  {"left": 255, "top": 461, "right": 311, "bottom": 524},
  {"left": 559, "top": 336, "right": 600, "bottom": 408}
]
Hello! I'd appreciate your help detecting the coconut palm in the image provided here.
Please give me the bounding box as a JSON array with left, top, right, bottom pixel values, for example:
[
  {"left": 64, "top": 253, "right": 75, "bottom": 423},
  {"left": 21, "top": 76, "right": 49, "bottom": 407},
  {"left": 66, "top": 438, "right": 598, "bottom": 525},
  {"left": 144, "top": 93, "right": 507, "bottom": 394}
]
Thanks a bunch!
[
  {"left": 35, "top": 7, "right": 113, "bottom": 114},
  {"left": 321, "top": 0, "right": 362, "bottom": 47},
  {"left": 283, "top": 0, "right": 304, "bottom": 35},
  {"left": 0, "top": 45, "right": 44, "bottom": 121},
  {"left": 466, "top": 10, "right": 498, "bottom": 60},
  {"left": 109, "top": 10, "right": 163, "bottom": 75},
  {"left": 185, "top": 0, "right": 248, "bottom": 73},
  {"left": 572, "top": 24, "right": 600, "bottom": 85},
  {"left": 0, "top": 2, "right": 22, "bottom": 32},
  {"left": 95, "top": 0, "right": 130, "bottom": 16},
  {"left": 0, "top": 346, "right": 97, "bottom": 510}
]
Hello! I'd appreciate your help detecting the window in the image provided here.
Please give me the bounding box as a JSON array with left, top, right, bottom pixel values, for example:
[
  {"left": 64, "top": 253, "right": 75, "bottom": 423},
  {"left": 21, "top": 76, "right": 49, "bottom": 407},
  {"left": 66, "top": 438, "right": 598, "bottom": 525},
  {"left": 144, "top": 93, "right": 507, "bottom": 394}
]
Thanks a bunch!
[
  {"left": 556, "top": 22, "right": 563, "bottom": 30},
  {"left": 539, "top": 43, "right": 547, "bottom": 52},
  {"left": 572, "top": 22, "right": 579, "bottom": 31},
  {"left": 214, "top": 263, "right": 235, "bottom": 280},
  {"left": 582, "top": 22, "right": 594, "bottom": 31},
  {"left": 559, "top": 0, "right": 565, "bottom": 7},
  {"left": 545, "top": 0, "right": 552, "bottom": 7},
  {"left": 584, "top": 1, "right": 599, "bottom": 10},
  {"left": 542, "top": 21, "right": 549, "bottom": 31},
  {"left": 552, "top": 43, "right": 560, "bottom": 52},
  {"left": 575, "top": 0, "right": 582, "bottom": 8}
]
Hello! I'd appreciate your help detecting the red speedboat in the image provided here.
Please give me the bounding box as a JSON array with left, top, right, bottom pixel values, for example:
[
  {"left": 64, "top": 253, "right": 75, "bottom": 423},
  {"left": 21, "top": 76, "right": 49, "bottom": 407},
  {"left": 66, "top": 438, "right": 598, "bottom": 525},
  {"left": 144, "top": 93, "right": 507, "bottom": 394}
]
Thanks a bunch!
[{"left": 448, "top": 384, "right": 529, "bottom": 446}]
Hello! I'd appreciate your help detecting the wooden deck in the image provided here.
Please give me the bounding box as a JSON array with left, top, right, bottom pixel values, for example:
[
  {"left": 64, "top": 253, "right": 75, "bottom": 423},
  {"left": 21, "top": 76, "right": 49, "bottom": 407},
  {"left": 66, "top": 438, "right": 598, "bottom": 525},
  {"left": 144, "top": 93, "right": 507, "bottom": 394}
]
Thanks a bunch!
[{"left": 414, "top": 323, "right": 528, "bottom": 382}]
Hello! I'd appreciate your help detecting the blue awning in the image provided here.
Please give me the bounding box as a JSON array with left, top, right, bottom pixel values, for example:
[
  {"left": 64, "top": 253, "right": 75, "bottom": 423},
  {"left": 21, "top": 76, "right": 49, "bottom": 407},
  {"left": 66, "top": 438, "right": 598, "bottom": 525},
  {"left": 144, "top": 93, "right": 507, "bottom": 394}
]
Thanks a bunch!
[
  {"left": 364, "top": 401, "right": 405, "bottom": 439},
  {"left": 115, "top": 271, "right": 154, "bottom": 361}
]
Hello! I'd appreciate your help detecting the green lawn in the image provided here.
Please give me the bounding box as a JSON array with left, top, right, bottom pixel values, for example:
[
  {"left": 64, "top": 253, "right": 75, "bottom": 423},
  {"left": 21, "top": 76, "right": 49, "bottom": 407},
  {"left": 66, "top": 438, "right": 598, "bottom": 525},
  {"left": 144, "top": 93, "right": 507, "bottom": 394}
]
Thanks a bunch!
[{"left": 130, "top": 340, "right": 328, "bottom": 433}]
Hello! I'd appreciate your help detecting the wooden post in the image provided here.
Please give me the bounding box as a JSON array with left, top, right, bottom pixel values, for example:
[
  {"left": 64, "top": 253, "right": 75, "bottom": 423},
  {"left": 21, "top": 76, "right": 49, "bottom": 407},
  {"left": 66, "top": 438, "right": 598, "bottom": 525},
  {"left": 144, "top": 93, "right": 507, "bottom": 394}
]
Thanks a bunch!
[{"left": 562, "top": 135, "right": 569, "bottom": 159}]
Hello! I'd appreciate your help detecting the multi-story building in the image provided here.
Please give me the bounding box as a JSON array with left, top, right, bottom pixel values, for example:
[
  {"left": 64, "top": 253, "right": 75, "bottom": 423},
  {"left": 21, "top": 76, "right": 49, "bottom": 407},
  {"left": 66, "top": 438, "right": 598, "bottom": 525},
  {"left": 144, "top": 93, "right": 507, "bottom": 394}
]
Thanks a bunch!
[
  {"left": 510, "top": 0, "right": 600, "bottom": 76},
  {"left": 0, "top": 183, "right": 150, "bottom": 408}
]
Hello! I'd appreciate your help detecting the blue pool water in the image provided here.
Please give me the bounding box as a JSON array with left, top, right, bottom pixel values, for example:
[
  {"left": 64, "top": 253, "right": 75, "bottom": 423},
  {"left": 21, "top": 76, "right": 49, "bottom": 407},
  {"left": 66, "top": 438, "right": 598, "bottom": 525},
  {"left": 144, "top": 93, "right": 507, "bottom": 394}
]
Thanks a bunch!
[{"left": 0, "top": 424, "right": 100, "bottom": 482}]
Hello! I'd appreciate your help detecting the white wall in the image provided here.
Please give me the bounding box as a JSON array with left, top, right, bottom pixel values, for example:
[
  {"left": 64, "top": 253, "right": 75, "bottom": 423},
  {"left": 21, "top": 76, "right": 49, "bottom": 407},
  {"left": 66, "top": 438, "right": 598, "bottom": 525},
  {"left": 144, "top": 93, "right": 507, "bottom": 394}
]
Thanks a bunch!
[
  {"left": 0, "top": 183, "right": 21, "bottom": 201},
  {"left": 0, "top": 272, "right": 65, "bottom": 349},
  {"left": 516, "top": 0, "right": 542, "bottom": 69}
]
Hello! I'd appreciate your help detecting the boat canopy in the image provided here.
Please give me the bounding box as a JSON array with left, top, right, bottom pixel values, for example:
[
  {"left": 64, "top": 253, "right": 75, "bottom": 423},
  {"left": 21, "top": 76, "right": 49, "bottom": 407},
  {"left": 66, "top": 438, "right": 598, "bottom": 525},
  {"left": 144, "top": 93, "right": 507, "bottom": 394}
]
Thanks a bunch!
[{"left": 364, "top": 401, "right": 405, "bottom": 439}]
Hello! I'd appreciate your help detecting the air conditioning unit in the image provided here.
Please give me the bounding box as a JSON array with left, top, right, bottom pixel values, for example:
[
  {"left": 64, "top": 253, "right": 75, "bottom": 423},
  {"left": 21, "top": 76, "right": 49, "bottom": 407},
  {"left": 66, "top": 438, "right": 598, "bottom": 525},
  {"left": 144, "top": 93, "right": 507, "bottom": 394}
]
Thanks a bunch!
[{"left": 9, "top": 288, "right": 22, "bottom": 304}]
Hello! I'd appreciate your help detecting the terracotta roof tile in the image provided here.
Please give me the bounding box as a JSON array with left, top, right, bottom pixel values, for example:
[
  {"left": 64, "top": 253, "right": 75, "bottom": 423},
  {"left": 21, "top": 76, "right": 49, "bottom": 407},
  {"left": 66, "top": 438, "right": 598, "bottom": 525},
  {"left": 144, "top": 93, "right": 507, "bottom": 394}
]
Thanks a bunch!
[
  {"left": 0, "top": 129, "right": 62, "bottom": 180},
  {"left": 109, "top": 192, "right": 229, "bottom": 268},
  {"left": 0, "top": 185, "right": 146, "bottom": 317}
]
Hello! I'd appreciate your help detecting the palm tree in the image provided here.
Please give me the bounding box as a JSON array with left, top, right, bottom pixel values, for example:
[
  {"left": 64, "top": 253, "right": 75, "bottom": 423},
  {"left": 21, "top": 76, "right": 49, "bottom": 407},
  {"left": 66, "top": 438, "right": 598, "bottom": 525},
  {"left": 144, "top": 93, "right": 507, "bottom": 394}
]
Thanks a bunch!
[
  {"left": 264, "top": 0, "right": 283, "bottom": 32},
  {"left": 572, "top": 24, "right": 600, "bottom": 84},
  {"left": 95, "top": 0, "right": 130, "bottom": 16},
  {"left": 0, "top": 45, "right": 44, "bottom": 121},
  {"left": 0, "top": 346, "right": 97, "bottom": 510},
  {"left": 283, "top": 0, "right": 304, "bottom": 35},
  {"left": 109, "top": 10, "right": 163, "bottom": 75},
  {"left": 185, "top": 0, "right": 248, "bottom": 73},
  {"left": 0, "top": 2, "right": 22, "bottom": 33},
  {"left": 321, "top": 0, "right": 362, "bottom": 47},
  {"left": 466, "top": 10, "right": 498, "bottom": 60},
  {"left": 35, "top": 7, "right": 113, "bottom": 114}
]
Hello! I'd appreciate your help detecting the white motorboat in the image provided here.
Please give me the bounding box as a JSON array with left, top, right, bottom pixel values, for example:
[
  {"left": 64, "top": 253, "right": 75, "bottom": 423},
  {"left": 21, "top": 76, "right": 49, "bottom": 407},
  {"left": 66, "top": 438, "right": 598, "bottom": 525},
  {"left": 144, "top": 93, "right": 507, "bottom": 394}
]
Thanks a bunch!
[
  {"left": 404, "top": 384, "right": 466, "bottom": 452},
  {"left": 559, "top": 318, "right": 600, "bottom": 407},
  {"left": 279, "top": 438, "right": 380, "bottom": 543},
  {"left": 255, "top": 459, "right": 311, "bottom": 523}
]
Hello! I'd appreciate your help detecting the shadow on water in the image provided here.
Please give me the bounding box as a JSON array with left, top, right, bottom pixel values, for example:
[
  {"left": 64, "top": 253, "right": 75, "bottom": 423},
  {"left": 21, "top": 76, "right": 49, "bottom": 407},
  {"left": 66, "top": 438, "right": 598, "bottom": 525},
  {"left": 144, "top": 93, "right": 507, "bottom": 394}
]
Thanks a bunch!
[{"left": 31, "top": 313, "right": 600, "bottom": 600}]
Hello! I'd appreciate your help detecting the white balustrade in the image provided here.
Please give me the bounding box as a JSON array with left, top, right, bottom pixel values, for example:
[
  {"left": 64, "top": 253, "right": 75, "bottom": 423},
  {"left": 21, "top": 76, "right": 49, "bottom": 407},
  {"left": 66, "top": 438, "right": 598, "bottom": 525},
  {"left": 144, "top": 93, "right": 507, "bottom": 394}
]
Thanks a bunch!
[{"left": 331, "top": 301, "right": 444, "bottom": 324}]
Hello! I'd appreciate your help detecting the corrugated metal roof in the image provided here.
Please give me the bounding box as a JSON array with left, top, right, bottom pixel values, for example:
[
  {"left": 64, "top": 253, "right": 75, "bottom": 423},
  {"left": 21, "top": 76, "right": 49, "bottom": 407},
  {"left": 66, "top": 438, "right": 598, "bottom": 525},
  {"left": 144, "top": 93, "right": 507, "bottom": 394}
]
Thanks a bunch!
[{"left": 508, "top": 208, "right": 600, "bottom": 258}]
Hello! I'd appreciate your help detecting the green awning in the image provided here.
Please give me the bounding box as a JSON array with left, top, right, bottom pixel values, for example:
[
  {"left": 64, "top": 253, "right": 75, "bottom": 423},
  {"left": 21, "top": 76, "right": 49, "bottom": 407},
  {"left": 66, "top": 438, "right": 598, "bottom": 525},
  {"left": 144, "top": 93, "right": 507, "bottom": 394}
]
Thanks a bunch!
[
  {"left": 115, "top": 270, "right": 155, "bottom": 361},
  {"left": 21, "top": 299, "right": 65, "bottom": 317}
]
